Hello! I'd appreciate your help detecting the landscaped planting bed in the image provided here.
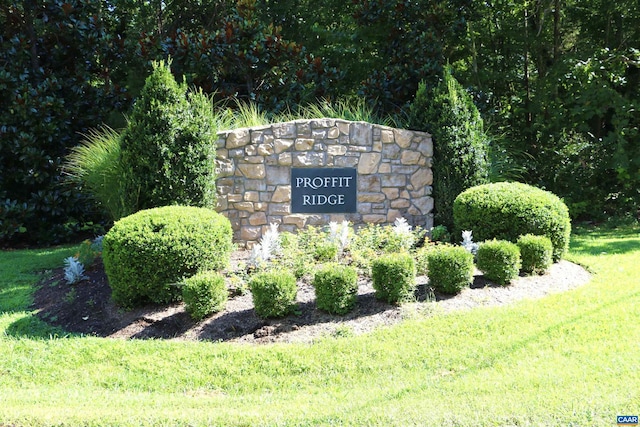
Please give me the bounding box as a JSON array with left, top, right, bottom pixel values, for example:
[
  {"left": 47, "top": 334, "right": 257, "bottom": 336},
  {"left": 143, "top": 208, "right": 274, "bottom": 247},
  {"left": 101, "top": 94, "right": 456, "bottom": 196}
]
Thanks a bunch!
[{"left": 35, "top": 219, "right": 590, "bottom": 344}]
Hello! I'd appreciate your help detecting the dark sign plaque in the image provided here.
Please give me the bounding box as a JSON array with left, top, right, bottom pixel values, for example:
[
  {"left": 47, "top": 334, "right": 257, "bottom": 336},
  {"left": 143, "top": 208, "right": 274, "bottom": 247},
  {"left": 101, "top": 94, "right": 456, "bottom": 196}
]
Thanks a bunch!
[{"left": 291, "top": 168, "right": 357, "bottom": 213}]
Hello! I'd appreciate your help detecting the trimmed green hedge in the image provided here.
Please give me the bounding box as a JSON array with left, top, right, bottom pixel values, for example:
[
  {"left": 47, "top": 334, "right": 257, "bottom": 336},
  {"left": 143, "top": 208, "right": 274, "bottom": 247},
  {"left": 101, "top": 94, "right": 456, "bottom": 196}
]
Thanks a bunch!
[
  {"left": 371, "top": 253, "right": 416, "bottom": 304},
  {"left": 313, "top": 263, "right": 359, "bottom": 315},
  {"left": 476, "top": 240, "right": 521, "bottom": 286},
  {"left": 426, "top": 245, "right": 474, "bottom": 295},
  {"left": 102, "top": 206, "right": 233, "bottom": 308},
  {"left": 182, "top": 271, "right": 228, "bottom": 321},
  {"left": 517, "top": 234, "right": 553, "bottom": 275},
  {"left": 249, "top": 270, "right": 298, "bottom": 318},
  {"left": 453, "top": 182, "right": 571, "bottom": 261}
]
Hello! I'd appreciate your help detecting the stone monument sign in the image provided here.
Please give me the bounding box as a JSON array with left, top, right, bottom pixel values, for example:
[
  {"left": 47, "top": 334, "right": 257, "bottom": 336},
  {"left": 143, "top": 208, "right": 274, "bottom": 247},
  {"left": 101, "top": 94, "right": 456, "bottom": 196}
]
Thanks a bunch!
[{"left": 215, "top": 119, "right": 433, "bottom": 247}]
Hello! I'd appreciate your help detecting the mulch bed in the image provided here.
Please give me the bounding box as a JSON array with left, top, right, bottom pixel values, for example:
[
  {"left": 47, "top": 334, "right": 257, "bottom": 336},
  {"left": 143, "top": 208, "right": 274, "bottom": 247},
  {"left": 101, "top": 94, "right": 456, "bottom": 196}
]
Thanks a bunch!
[{"left": 32, "top": 253, "right": 591, "bottom": 344}]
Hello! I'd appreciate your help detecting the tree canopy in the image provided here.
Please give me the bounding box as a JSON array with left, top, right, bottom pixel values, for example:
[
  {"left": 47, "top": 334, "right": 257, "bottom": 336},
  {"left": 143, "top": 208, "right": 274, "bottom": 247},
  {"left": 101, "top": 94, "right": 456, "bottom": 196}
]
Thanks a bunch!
[{"left": 1, "top": 0, "right": 638, "bottom": 245}]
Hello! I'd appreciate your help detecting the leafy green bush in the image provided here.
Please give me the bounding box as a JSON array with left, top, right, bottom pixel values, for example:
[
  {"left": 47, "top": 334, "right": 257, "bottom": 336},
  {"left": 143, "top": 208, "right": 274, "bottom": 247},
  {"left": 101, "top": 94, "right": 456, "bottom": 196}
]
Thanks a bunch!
[
  {"left": 453, "top": 182, "right": 571, "bottom": 261},
  {"left": 182, "top": 271, "right": 227, "bottom": 321},
  {"left": 430, "top": 225, "right": 451, "bottom": 243},
  {"left": 102, "top": 206, "right": 233, "bottom": 308},
  {"left": 476, "top": 240, "right": 522, "bottom": 286},
  {"left": 249, "top": 270, "right": 298, "bottom": 318},
  {"left": 75, "top": 237, "right": 102, "bottom": 268},
  {"left": 270, "top": 230, "right": 316, "bottom": 279},
  {"left": 371, "top": 254, "right": 416, "bottom": 304},
  {"left": 313, "top": 263, "right": 359, "bottom": 315},
  {"left": 517, "top": 234, "right": 553, "bottom": 275},
  {"left": 414, "top": 244, "right": 437, "bottom": 276},
  {"left": 119, "top": 61, "right": 218, "bottom": 214},
  {"left": 352, "top": 223, "right": 414, "bottom": 254},
  {"left": 426, "top": 246, "right": 474, "bottom": 295},
  {"left": 313, "top": 242, "right": 339, "bottom": 262},
  {"left": 349, "top": 222, "right": 423, "bottom": 273},
  {"left": 407, "top": 68, "right": 490, "bottom": 231}
]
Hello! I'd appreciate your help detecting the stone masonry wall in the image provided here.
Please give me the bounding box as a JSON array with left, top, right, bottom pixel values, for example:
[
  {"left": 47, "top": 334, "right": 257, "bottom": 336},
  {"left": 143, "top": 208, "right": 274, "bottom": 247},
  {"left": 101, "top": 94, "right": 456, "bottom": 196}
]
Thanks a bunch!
[{"left": 215, "top": 119, "right": 433, "bottom": 247}]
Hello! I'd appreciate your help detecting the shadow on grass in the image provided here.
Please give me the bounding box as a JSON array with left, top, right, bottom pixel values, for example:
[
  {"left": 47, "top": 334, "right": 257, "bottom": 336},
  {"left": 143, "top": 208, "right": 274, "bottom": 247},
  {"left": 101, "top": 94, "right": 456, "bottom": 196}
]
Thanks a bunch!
[{"left": 4, "top": 314, "right": 69, "bottom": 339}]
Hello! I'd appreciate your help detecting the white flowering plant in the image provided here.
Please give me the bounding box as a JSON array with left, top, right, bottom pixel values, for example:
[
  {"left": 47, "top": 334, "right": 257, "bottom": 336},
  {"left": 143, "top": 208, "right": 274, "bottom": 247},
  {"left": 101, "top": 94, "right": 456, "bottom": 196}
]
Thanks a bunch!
[
  {"left": 393, "top": 217, "right": 415, "bottom": 251},
  {"left": 64, "top": 256, "right": 88, "bottom": 285},
  {"left": 248, "top": 223, "right": 282, "bottom": 269},
  {"left": 328, "top": 220, "right": 352, "bottom": 254},
  {"left": 460, "top": 230, "right": 479, "bottom": 256}
]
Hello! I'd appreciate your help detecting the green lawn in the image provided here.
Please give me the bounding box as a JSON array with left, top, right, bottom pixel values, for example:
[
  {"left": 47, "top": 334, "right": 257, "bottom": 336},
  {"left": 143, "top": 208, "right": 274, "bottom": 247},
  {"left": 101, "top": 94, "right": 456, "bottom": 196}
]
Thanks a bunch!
[{"left": 1, "top": 226, "right": 638, "bottom": 426}]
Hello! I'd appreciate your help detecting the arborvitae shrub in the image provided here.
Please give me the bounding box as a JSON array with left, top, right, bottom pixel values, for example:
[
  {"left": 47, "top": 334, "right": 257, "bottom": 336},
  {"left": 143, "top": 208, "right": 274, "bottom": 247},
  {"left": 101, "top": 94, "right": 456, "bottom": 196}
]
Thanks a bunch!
[
  {"left": 119, "top": 61, "right": 217, "bottom": 214},
  {"left": 426, "top": 246, "right": 474, "bottom": 294},
  {"left": 182, "top": 271, "right": 227, "bottom": 321},
  {"left": 453, "top": 182, "right": 571, "bottom": 261},
  {"left": 476, "top": 240, "right": 522, "bottom": 286},
  {"left": 371, "top": 254, "right": 416, "bottom": 304},
  {"left": 517, "top": 234, "right": 553, "bottom": 275},
  {"left": 102, "top": 206, "right": 233, "bottom": 308},
  {"left": 313, "top": 263, "right": 359, "bottom": 315},
  {"left": 407, "top": 68, "right": 490, "bottom": 231},
  {"left": 249, "top": 270, "right": 298, "bottom": 318}
]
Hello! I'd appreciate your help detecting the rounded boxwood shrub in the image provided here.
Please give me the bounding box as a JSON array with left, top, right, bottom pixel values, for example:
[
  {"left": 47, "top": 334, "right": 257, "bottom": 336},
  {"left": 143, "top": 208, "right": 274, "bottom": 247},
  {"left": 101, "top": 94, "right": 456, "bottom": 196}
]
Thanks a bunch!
[
  {"left": 182, "top": 271, "right": 227, "bottom": 321},
  {"left": 476, "top": 240, "right": 522, "bottom": 286},
  {"left": 517, "top": 234, "right": 553, "bottom": 275},
  {"left": 249, "top": 270, "right": 298, "bottom": 318},
  {"left": 453, "top": 182, "right": 571, "bottom": 261},
  {"left": 313, "top": 263, "right": 359, "bottom": 315},
  {"left": 371, "top": 253, "right": 416, "bottom": 304},
  {"left": 426, "top": 246, "right": 474, "bottom": 295},
  {"left": 102, "top": 206, "right": 233, "bottom": 308}
]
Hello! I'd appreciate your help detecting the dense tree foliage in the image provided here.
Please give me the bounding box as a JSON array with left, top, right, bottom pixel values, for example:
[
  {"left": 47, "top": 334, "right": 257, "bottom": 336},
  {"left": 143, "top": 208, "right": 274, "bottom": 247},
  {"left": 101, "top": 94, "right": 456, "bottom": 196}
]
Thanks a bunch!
[
  {"left": 1, "top": 0, "right": 638, "bottom": 246},
  {"left": 462, "top": 0, "right": 640, "bottom": 218},
  {"left": 0, "top": 0, "right": 125, "bottom": 244}
]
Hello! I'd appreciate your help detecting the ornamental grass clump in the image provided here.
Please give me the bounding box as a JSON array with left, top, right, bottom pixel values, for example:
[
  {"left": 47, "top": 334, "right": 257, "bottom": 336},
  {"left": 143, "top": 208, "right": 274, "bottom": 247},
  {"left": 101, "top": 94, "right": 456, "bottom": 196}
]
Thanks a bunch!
[
  {"left": 249, "top": 270, "right": 298, "bottom": 318},
  {"left": 426, "top": 246, "right": 474, "bottom": 295},
  {"left": 477, "top": 240, "right": 522, "bottom": 286},
  {"left": 371, "top": 253, "right": 416, "bottom": 304},
  {"left": 517, "top": 234, "right": 553, "bottom": 275},
  {"left": 182, "top": 271, "right": 227, "bottom": 321},
  {"left": 313, "top": 263, "right": 359, "bottom": 315}
]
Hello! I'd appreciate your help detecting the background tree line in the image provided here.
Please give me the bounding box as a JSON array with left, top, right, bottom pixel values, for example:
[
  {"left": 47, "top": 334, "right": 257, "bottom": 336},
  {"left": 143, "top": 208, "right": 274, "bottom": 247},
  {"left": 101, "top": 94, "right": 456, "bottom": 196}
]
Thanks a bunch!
[{"left": 1, "top": 0, "right": 638, "bottom": 245}]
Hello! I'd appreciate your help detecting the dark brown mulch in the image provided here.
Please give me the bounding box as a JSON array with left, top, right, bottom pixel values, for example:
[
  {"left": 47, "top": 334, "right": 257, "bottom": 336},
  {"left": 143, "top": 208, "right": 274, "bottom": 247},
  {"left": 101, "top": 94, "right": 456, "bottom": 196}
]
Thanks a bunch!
[{"left": 32, "top": 254, "right": 591, "bottom": 344}]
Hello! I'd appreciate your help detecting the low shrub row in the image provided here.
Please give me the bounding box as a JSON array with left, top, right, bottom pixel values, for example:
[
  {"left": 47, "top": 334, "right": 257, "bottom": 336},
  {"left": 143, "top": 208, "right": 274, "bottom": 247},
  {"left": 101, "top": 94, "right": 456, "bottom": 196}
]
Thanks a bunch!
[
  {"left": 244, "top": 255, "right": 417, "bottom": 320},
  {"left": 426, "top": 234, "right": 554, "bottom": 294},
  {"left": 94, "top": 186, "right": 564, "bottom": 321}
]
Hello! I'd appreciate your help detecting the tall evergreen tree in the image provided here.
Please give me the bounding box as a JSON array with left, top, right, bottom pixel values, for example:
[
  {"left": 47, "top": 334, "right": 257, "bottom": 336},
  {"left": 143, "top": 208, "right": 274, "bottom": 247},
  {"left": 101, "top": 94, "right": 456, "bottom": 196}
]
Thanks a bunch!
[
  {"left": 119, "top": 61, "right": 217, "bottom": 214},
  {"left": 408, "top": 68, "right": 490, "bottom": 234}
]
